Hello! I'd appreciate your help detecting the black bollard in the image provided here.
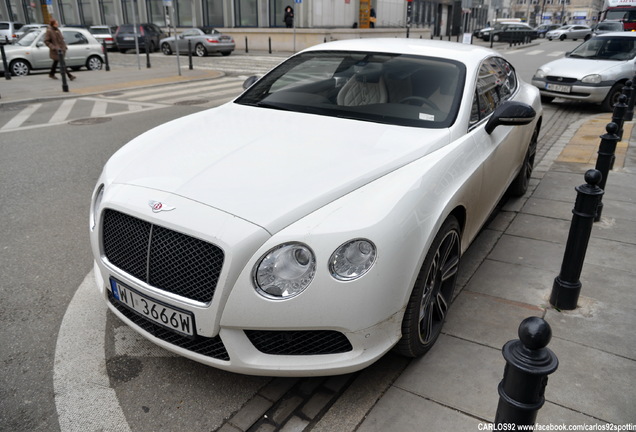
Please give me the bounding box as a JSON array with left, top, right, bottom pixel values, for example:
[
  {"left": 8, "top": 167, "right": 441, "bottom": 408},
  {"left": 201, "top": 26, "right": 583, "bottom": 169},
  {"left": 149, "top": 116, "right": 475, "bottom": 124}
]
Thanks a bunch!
[
  {"left": 58, "top": 49, "right": 69, "bottom": 92},
  {"left": 550, "top": 170, "right": 604, "bottom": 310},
  {"left": 1, "top": 42, "right": 11, "bottom": 80},
  {"left": 594, "top": 123, "right": 620, "bottom": 222},
  {"left": 625, "top": 75, "right": 636, "bottom": 122},
  {"left": 611, "top": 93, "right": 627, "bottom": 142},
  {"left": 145, "top": 36, "right": 151, "bottom": 68},
  {"left": 269, "top": 37, "right": 272, "bottom": 54},
  {"left": 495, "top": 317, "right": 558, "bottom": 429},
  {"left": 245, "top": 36, "right": 249, "bottom": 53},
  {"left": 620, "top": 80, "right": 633, "bottom": 122},
  {"left": 188, "top": 39, "right": 193, "bottom": 70},
  {"left": 102, "top": 41, "right": 110, "bottom": 71}
]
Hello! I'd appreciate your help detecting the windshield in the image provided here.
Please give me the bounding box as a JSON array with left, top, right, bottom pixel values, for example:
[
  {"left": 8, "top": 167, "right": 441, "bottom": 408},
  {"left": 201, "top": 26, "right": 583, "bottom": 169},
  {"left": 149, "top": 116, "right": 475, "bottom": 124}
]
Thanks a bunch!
[
  {"left": 16, "top": 29, "right": 41, "bottom": 45},
  {"left": 235, "top": 51, "right": 465, "bottom": 129},
  {"left": 90, "top": 27, "right": 111, "bottom": 34},
  {"left": 606, "top": 9, "right": 636, "bottom": 22},
  {"left": 569, "top": 36, "right": 636, "bottom": 60}
]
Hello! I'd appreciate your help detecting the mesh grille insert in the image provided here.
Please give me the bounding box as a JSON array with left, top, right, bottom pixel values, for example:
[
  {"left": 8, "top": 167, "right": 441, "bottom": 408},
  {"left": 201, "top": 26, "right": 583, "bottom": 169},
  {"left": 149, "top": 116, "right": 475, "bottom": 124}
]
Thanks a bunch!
[
  {"left": 245, "top": 330, "right": 353, "bottom": 355},
  {"left": 102, "top": 209, "right": 224, "bottom": 303}
]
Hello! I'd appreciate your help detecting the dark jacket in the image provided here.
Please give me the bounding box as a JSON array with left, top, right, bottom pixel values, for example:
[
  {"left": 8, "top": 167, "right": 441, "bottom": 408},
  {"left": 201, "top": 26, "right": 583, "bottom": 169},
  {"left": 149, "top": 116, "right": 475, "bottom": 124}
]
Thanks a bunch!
[{"left": 45, "top": 25, "right": 67, "bottom": 61}]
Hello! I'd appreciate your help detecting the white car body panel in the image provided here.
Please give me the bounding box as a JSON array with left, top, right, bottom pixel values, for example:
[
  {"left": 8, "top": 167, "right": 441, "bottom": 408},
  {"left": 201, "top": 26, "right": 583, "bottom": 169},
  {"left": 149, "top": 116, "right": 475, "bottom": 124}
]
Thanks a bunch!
[{"left": 90, "top": 38, "right": 542, "bottom": 376}]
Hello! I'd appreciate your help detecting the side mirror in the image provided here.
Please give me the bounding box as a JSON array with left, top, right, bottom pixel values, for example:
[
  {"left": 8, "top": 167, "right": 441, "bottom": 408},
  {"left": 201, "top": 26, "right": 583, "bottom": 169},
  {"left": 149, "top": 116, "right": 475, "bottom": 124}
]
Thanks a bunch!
[
  {"left": 243, "top": 75, "right": 260, "bottom": 90},
  {"left": 485, "top": 101, "right": 536, "bottom": 134}
]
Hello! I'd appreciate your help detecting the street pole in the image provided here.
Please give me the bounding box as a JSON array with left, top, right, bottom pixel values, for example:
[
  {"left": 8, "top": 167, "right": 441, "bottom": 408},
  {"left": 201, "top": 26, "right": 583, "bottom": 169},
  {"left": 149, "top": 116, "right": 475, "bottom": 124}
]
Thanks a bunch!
[{"left": 132, "top": 0, "right": 140, "bottom": 70}]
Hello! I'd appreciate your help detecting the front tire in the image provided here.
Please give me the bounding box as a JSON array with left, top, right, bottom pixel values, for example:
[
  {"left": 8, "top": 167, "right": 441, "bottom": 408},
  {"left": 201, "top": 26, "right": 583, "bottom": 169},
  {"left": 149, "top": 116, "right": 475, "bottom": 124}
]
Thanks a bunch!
[
  {"left": 602, "top": 82, "right": 624, "bottom": 112},
  {"left": 10, "top": 59, "right": 30, "bottom": 76},
  {"left": 509, "top": 125, "right": 539, "bottom": 197},
  {"left": 395, "top": 216, "right": 461, "bottom": 358}
]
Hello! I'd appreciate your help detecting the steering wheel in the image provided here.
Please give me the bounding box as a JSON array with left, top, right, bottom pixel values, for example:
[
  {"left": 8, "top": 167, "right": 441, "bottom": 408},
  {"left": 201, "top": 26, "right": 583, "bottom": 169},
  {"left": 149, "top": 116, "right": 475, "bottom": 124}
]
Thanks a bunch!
[{"left": 399, "top": 96, "right": 439, "bottom": 111}]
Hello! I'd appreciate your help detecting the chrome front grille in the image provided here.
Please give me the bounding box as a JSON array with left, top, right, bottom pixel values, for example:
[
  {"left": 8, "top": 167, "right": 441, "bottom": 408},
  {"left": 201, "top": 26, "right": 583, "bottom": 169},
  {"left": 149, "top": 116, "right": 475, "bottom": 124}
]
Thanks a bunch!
[{"left": 102, "top": 209, "right": 224, "bottom": 303}]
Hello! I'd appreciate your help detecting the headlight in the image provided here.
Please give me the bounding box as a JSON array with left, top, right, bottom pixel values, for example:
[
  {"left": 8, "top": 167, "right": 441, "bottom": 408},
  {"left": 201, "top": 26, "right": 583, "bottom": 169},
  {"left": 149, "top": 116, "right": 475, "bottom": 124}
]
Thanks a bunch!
[
  {"left": 253, "top": 243, "right": 316, "bottom": 299},
  {"left": 90, "top": 184, "right": 104, "bottom": 231},
  {"left": 581, "top": 74, "right": 602, "bottom": 84},
  {"left": 329, "top": 239, "right": 377, "bottom": 281},
  {"left": 534, "top": 69, "right": 547, "bottom": 79}
]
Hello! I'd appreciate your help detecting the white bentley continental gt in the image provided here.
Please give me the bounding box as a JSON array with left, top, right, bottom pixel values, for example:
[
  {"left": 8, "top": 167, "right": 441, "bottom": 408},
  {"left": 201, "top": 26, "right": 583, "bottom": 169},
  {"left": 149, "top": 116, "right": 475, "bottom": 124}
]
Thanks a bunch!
[{"left": 90, "top": 38, "right": 542, "bottom": 376}]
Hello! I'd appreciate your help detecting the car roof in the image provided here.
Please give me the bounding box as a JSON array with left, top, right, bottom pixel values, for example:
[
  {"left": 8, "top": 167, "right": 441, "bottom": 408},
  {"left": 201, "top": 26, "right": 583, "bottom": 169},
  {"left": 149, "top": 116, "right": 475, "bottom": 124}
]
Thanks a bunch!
[{"left": 302, "top": 38, "right": 495, "bottom": 64}]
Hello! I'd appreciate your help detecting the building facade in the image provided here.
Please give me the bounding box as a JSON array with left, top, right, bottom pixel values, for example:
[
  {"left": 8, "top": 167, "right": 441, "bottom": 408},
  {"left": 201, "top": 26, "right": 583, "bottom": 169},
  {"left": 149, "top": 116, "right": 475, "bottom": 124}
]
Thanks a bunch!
[{"left": 1, "top": 0, "right": 472, "bottom": 36}]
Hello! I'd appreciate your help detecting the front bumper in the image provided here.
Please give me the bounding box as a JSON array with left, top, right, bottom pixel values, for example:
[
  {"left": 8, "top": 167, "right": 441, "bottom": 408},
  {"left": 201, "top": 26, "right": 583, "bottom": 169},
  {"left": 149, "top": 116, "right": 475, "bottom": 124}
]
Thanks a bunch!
[
  {"left": 90, "top": 184, "right": 407, "bottom": 376},
  {"left": 531, "top": 77, "right": 610, "bottom": 103}
]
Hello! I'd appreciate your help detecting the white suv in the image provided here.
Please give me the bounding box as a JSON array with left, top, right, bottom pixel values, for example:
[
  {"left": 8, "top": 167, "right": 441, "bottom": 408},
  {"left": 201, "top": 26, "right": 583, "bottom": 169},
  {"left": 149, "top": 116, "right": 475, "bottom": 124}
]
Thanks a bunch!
[{"left": 0, "top": 21, "right": 24, "bottom": 44}]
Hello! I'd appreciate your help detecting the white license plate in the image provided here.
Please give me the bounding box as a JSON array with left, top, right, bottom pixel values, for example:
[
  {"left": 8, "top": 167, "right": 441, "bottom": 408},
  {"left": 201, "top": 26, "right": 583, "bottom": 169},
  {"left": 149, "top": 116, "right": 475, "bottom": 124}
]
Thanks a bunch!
[
  {"left": 546, "top": 83, "right": 571, "bottom": 93},
  {"left": 110, "top": 278, "right": 194, "bottom": 336},
  {"left": 123, "top": 36, "right": 134, "bottom": 41}
]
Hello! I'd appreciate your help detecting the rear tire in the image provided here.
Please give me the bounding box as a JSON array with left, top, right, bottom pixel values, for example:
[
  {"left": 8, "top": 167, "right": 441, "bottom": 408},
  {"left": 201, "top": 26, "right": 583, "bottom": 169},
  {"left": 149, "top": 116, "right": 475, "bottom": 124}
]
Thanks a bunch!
[
  {"left": 161, "top": 42, "right": 172, "bottom": 55},
  {"left": 395, "top": 216, "right": 461, "bottom": 358},
  {"left": 195, "top": 43, "right": 207, "bottom": 57}
]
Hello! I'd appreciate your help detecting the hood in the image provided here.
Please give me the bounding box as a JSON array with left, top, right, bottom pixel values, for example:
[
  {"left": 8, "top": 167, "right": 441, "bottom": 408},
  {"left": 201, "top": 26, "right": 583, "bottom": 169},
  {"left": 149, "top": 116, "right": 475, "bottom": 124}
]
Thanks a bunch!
[
  {"left": 539, "top": 57, "right": 628, "bottom": 79},
  {"left": 105, "top": 103, "right": 450, "bottom": 233}
]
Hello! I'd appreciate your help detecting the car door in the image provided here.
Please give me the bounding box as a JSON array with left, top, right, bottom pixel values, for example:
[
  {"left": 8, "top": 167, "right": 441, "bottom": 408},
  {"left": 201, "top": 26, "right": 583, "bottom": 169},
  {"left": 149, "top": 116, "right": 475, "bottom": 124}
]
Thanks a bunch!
[
  {"left": 178, "top": 29, "right": 196, "bottom": 53},
  {"left": 471, "top": 57, "right": 526, "bottom": 220},
  {"left": 63, "top": 30, "right": 90, "bottom": 66},
  {"left": 31, "top": 31, "right": 53, "bottom": 69}
]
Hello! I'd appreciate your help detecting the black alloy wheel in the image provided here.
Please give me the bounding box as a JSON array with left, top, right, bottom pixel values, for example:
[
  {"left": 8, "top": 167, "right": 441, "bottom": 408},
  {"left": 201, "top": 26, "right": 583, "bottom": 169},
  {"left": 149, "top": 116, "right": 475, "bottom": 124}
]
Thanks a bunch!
[{"left": 396, "top": 216, "right": 461, "bottom": 358}]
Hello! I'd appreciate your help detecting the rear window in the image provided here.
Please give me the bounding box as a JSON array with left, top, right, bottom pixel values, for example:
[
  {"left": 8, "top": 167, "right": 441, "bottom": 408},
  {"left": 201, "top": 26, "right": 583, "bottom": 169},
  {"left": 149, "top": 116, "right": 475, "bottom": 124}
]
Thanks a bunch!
[{"left": 0, "top": 23, "right": 9, "bottom": 30}]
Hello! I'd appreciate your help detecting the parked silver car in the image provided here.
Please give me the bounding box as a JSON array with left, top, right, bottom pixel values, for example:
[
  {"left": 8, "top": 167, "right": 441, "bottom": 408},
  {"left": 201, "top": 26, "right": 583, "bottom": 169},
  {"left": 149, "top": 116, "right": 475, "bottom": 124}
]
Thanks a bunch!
[
  {"left": 546, "top": 24, "right": 593, "bottom": 41},
  {"left": 0, "top": 28, "right": 104, "bottom": 76},
  {"left": 160, "top": 27, "right": 235, "bottom": 56},
  {"left": 532, "top": 32, "right": 636, "bottom": 111}
]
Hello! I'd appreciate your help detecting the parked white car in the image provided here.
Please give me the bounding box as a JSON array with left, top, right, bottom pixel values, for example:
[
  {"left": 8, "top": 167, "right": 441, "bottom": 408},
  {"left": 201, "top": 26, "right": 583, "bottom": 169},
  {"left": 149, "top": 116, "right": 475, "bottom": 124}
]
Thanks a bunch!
[
  {"left": 0, "top": 28, "right": 104, "bottom": 76},
  {"left": 546, "top": 24, "right": 593, "bottom": 41},
  {"left": 90, "top": 38, "right": 542, "bottom": 376},
  {"left": 532, "top": 32, "right": 636, "bottom": 111}
]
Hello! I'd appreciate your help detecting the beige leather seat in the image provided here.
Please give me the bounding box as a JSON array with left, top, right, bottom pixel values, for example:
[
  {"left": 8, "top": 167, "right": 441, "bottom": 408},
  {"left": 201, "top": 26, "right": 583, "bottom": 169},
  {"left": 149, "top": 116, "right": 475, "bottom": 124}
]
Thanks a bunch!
[{"left": 337, "top": 69, "right": 388, "bottom": 106}]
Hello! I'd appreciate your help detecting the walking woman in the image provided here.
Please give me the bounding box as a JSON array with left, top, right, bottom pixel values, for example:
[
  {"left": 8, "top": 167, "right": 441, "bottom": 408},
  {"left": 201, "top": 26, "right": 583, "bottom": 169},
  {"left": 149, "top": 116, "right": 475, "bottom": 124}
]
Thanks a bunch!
[{"left": 45, "top": 19, "right": 75, "bottom": 81}]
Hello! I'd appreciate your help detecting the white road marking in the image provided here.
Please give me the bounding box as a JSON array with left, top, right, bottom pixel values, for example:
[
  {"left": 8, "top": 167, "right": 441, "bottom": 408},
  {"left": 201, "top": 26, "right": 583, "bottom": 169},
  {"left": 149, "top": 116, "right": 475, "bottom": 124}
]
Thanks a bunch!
[
  {"left": 91, "top": 100, "right": 108, "bottom": 118},
  {"left": 49, "top": 100, "right": 76, "bottom": 124},
  {"left": 54, "top": 270, "right": 131, "bottom": 432},
  {"left": 1, "top": 103, "right": 42, "bottom": 130},
  {"left": 132, "top": 80, "right": 242, "bottom": 102},
  {"left": 548, "top": 51, "right": 565, "bottom": 57}
]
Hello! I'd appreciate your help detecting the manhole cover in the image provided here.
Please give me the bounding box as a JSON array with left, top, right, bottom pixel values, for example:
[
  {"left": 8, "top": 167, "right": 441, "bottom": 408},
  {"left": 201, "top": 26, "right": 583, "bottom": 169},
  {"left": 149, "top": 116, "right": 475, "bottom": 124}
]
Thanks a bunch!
[
  {"left": 174, "top": 99, "right": 209, "bottom": 106},
  {"left": 68, "top": 117, "right": 112, "bottom": 125}
]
